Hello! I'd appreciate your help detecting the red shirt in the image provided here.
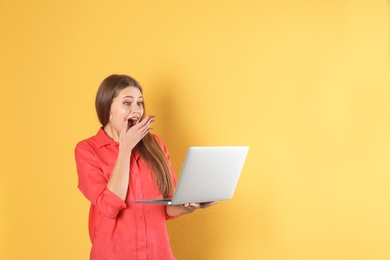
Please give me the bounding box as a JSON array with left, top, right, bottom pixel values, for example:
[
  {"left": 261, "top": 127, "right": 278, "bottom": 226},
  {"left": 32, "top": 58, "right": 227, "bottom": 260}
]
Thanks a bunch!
[{"left": 75, "top": 128, "right": 177, "bottom": 260}]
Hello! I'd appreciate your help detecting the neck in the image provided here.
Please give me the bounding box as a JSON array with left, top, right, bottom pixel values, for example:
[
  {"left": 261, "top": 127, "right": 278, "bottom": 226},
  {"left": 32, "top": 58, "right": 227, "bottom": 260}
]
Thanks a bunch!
[{"left": 103, "top": 124, "right": 119, "bottom": 142}]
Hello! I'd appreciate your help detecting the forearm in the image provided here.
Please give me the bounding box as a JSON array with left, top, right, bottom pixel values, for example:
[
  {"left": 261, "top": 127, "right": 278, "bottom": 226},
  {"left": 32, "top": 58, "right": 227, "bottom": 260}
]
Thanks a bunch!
[
  {"left": 107, "top": 149, "right": 131, "bottom": 200},
  {"left": 166, "top": 205, "right": 192, "bottom": 217}
]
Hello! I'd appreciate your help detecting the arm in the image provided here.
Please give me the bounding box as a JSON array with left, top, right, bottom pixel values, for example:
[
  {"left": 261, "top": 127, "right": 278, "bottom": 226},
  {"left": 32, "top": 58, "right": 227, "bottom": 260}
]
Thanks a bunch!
[
  {"left": 75, "top": 144, "right": 127, "bottom": 218},
  {"left": 106, "top": 147, "right": 131, "bottom": 200},
  {"left": 75, "top": 116, "right": 154, "bottom": 217},
  {"left": 107, "top": 115, "right": 155, "bottom": 200}
]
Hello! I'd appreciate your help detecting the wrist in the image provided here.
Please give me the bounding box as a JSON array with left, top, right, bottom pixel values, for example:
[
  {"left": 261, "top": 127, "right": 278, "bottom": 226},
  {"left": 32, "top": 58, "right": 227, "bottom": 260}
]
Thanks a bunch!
[{"left": 118, "top": 146, "right": 132, "bottom": 157}]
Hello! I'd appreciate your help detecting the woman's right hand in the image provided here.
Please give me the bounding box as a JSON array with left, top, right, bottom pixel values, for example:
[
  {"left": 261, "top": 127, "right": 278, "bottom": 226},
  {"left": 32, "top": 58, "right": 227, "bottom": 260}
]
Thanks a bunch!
[{"left": 119, "top": 115, "right": 155, "bottom": 152}]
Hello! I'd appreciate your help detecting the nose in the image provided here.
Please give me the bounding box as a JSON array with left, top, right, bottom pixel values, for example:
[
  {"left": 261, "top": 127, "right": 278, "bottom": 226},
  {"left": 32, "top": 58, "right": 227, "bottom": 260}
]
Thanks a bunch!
[{"left": 130, "top": 104, "right": 142, "bottom": 114}]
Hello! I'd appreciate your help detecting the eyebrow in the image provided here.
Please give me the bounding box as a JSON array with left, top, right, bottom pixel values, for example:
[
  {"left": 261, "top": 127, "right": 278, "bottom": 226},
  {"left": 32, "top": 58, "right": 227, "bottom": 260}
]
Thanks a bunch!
[{"left": 122, "top": 95, "right": 143, "bottom": 99}]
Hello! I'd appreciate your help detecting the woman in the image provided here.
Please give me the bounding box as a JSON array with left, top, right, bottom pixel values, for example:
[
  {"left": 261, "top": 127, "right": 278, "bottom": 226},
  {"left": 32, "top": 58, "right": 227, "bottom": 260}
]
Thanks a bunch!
[{"left": 75, "top": 74, "right": 216, "bottom": 260}]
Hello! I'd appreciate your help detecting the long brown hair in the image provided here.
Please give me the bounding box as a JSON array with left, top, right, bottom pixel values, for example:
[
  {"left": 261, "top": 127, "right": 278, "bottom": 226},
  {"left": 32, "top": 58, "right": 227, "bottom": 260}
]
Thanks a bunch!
[{"left": 95, "top": 74, "right": 174, "bottom": 197}]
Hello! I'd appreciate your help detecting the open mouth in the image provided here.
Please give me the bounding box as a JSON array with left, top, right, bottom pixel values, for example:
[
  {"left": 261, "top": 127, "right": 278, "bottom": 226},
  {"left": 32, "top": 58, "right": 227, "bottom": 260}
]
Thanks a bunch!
[{"left": 128, "top": 117, "right": 139, "bottom": 128}]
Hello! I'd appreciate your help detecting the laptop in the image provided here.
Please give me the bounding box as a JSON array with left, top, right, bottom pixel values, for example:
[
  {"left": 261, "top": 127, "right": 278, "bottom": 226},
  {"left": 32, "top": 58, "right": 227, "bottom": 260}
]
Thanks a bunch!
[{"left": 132, "top": 146, "right": 249, "bottom": 205}]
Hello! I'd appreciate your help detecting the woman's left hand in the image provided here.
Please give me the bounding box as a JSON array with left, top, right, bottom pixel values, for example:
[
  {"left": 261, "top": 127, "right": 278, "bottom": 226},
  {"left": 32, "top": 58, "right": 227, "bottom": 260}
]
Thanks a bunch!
[
  {"left": 166, "top": 201, "right": 218, "bottom": 217},
  {"left": 184, "top": 201, "right": 218, "bottom": 212}
]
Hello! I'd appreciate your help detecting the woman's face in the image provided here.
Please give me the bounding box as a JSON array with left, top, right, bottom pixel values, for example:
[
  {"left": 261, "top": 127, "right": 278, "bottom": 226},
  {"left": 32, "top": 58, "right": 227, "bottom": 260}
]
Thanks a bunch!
[{"left": 108, "top": 86, "right": 144, "bottom": 133}]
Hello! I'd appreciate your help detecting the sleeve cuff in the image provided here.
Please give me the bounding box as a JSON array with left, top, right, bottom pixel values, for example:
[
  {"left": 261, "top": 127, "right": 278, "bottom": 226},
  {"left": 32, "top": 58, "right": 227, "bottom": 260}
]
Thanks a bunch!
[{"left": 99, "top": 188, "right": 127, "bottom": 218}]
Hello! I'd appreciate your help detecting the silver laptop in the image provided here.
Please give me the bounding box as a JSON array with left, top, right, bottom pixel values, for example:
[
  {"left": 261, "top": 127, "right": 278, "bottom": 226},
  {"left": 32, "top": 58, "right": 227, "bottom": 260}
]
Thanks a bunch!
[{"left": 132, "top": 146, "right": 249, "bottom": 205}]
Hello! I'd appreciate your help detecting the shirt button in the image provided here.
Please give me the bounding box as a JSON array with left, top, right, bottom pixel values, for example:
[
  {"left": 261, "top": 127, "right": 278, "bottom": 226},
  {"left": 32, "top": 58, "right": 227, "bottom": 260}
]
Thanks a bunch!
[{"left": 138, "top": 194, "right": 142, "bottom": 198}]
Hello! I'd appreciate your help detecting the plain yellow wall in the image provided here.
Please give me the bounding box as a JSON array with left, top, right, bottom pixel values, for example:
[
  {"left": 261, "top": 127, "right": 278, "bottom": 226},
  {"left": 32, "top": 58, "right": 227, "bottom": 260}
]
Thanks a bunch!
[{"left": 1, "top": 1, "right": 390, "bottom": 259}]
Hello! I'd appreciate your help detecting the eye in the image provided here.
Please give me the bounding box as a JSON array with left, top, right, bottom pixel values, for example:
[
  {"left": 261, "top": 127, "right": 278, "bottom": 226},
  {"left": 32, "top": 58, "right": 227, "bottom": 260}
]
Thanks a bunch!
[
  {"left": 137, "top": 101, "right": 144, "bottom": 106},
  {"left": 124, "top": 101, "right": 131, "bottom": 106}
]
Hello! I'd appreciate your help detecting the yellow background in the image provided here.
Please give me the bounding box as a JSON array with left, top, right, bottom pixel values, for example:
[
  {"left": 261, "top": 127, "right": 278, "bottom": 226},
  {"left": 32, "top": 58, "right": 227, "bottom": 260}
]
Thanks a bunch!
[{"left": 1, "top": 1, "right": 390, "bottom": 259}]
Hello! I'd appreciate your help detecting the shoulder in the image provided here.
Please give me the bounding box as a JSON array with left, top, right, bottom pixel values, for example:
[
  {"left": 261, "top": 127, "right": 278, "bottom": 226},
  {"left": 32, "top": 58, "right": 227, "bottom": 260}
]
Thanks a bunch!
[
  {"left": 151, "top": 133, "right": 164, "bottom": 145},
  {"left": 75, "top": 135, "right": 97, "bottom": 151},
  {"left": 75, "top": 128, "right": 110, "bottom": 152},
  {"left": 75, "top": 130, "right": 102, "bottom": 156},
  {"left": 151, "top": 134, "right": 169, "bottom": 152}
]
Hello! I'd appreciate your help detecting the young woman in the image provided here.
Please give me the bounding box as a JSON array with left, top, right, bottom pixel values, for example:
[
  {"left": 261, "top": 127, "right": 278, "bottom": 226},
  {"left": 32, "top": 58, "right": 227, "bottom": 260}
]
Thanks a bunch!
[{"left": 75, "top": 74, "right": 216, "bottom": 260}]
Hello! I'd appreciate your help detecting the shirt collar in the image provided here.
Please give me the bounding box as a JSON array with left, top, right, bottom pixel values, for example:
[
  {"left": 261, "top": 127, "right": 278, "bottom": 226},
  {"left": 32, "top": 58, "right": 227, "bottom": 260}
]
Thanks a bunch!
[
  {"left": 96, "top": 128, "right": 118, "bottom": 148},
  {"left": 95, "top": 128, "right": 141, "bottom": 160}
]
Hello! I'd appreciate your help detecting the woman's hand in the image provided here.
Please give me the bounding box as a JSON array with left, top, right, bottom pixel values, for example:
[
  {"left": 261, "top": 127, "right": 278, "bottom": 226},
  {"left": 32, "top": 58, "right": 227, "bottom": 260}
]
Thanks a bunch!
[
  {"left": 166, "top": 201, "right": 218, "bottom": 217},
  {"left": 107, "top": 115, "right": 154, "bottom": 200},
  {"left": 119, "top": 115, "right": 155, "bottom": 152}
]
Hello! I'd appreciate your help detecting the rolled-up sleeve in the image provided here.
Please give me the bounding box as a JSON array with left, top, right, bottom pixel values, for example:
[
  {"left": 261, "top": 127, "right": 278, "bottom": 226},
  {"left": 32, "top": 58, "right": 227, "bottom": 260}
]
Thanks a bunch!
[{"left": 75, "top": 142, "right": 126, "bottom": 218}]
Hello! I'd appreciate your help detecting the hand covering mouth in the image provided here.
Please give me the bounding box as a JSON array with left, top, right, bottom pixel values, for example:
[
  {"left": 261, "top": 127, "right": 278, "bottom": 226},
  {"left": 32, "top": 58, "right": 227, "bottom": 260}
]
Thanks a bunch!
[{"left": 128, "top": 117, "right": 139, "bottom": 128}]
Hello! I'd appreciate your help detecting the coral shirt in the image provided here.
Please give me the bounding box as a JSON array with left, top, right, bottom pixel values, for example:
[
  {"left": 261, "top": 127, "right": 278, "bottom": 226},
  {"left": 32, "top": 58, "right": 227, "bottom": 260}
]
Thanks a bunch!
[{"left": 75, "top": 128, "right": 177, "bottom": 260}]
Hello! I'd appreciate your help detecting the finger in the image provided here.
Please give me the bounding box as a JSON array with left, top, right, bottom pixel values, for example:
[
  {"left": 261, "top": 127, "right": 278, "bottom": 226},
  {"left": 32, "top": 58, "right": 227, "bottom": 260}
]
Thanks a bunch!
[
  {"left": 142, "top": 115, "right": 155, "bottom": 126},
  {"left": 132, "top": 116, "right": 152, "bottom": 130},
  {"left": 200, "top": 201, "right": 218, "bottom": 208},
  {"left": 138, "top": 116, "right": 155, "bottom": 133},
  {"left": 189, "top": 203, "right": 201, "bottom": 209},
  {"left": 121, "top": 117, "right": 129, "bottom": 134},
  {"left": 140, "top": 127, "right": 152, "bottom": 138},
  {"left": 149, "top": 115, "right": 155, "bottom": 123}
]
